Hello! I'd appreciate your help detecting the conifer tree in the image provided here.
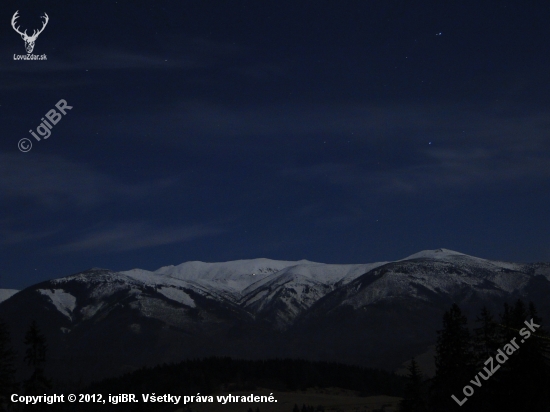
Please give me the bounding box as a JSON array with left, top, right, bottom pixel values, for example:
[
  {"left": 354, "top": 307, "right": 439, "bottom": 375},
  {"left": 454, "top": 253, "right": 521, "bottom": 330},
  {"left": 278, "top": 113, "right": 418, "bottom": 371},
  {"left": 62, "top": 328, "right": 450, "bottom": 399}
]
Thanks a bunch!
[
  {"left": 526, "top": 301, "right": 550, "bottom": 410},
  {"left": 430, "top": 303, "right": 474, "bottom": 412},
  {"left": 0, "top": 319, "right": 17, "bottom": 411},
  {"left": 510, "top": 299, "right": 527, "bottom": 327},
  {"left": 467, "top": 306, "right": 500, "bottom": 412},
  {"left": 398, "top": 358, "right": 427, "bottom": 412},
  {"left": 434, "top": 303, "right": 473, "bottom": 377},
  {"left": 493, "top": 300, "right": 550, "bottom": 411},
  {"left": 472, "top": 306, "right": 499, "bottom": 362},
  {"left": 23, "top": 320, "right": 51, "bottom": 395}
]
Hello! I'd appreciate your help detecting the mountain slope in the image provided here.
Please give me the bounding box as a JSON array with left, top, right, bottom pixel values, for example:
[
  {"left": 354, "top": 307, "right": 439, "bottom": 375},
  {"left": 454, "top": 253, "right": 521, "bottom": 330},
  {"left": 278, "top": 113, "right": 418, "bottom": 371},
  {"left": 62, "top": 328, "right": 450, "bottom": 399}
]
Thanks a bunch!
[
  {"left": 0, "top": 289, "right": 18, "bottom": 304},
  {"left": 1, "top": 249, "right": 549, "bottom": 383},
  {"left": 239, "top": 261, "right": 386, "bottom": 328},
  {"left": 288, "top": 250, "right": 550, "bottom": 370}
]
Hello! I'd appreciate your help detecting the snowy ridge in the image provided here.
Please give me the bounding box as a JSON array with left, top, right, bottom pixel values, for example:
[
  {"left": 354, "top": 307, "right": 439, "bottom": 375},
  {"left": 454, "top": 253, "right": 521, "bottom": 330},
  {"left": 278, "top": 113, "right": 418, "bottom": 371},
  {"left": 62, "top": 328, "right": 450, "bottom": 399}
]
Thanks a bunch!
[
  {"left": 120, "top": 268, "right": 244, "bottom": 303},
  {"left": 245, "top": 261, "right": 388, "bottom": 289},
  {"left": 403, "top": 248, "right": 526, "bottom": 272},
  {"left": 241, "top": 271, "right": 332, "bottom": 327},
  {"left": 12, "top": 249, "right": 548, "bottom": 329},
  {"left": 152, "top": 258, "right": 313, "bottom": 292},
  {"left": 51, "top": 269, "right": 122, "bottom": 286},
  {"left": 341, "top": 252, "right": 533, "bottom": 309},
  {"left": 236, "top": 261, "right": 389, "bottom": 327},
  {"left": 0, "top": 289, "right": 18, "bottom": 304},
  {"left": 403, "top": 248, "right": 466, "bottom": 260},
  {"left": 123, "top": 259, "right": 391, "bottom": 327},
  {"left": 121, "top": 258, "right": 326, "bottom": 305},
  {"left": 1, "top": 249, "right": 549, "bottom": 383}
]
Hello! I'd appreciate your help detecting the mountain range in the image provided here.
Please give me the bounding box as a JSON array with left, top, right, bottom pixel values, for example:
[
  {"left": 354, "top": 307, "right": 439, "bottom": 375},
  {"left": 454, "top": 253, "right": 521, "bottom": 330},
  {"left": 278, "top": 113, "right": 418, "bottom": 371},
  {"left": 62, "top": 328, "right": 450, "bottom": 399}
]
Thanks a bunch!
[{"left": 1, "top": 248, "right": 549, "bottom": 384}]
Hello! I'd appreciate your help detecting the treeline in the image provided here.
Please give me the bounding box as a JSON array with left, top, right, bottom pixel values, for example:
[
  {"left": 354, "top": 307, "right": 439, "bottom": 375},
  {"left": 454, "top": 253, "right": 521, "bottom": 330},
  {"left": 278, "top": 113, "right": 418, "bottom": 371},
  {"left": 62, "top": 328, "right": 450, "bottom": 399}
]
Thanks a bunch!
[
  {"left": 58, "top": 357, "right": 404, "bottom": 411},
  {"left": 12, "top": 357, "right": 407, "bottom": 412},
  {"left": 6, "top": 300, "right": 548, "bottom": 412},
  {"left": 399, "top": 299, "right": 550, "bottom": 412},
  {"left": 88, "top": 357, "right": 405, "bottom": 395},
  {"left": 0, "top": 315, "right": 406, "bottom": 412},
  {"left": 0, "top": 319, "right": 52, "bottom": 411}
]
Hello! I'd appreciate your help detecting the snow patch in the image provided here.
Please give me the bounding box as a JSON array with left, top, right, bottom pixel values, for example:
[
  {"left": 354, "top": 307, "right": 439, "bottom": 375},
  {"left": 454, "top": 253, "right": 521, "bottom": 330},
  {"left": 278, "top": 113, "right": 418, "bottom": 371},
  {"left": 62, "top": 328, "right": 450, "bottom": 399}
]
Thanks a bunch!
[
  {"left": 80, "top": 302, "right": 107, "bottom": 320},
  {"left": 157, "top": 287, "right": 196, "bottom": 307},
  {"left": 0, "top": 289, "right": 18, "bottom": 304},
  {"left": 38, "top": 289, "right": 76, "bottom": 320}
]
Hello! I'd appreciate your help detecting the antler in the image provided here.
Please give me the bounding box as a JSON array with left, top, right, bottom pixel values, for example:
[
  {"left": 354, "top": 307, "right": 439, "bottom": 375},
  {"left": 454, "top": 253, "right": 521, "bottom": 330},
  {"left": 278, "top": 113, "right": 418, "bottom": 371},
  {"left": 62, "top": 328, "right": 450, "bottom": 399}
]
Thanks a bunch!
[
  {"left": 28, "top": 13, "right": 49, "bottom": 40},
  {"left": 11, "top": 11, "right": 28, "bottom": 37},
  {"left": 11, "top": 11, "right": 49, "bottom": 40},
  {"left": 11, "top": 11, "right": 49, "bottom": 53}
]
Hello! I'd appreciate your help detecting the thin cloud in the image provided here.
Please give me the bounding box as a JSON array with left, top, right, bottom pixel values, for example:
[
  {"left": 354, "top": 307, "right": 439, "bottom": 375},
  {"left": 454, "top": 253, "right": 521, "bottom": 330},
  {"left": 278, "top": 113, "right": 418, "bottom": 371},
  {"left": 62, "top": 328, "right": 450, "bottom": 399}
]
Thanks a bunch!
[
  {"left": 90, "top": 99, "right": 550, "bottom": 154},
  {"left": 0, "top": 153, "right": 175, "bottom": 209},
  {"left": 0, "top": 36, "right": 247, "bottom": 74},
  {"left": 281, "top": 148, "right": 550, "bottom": 195},
  {"left": 0, "top": 227, "right": 60, "bottom": 246},
  {"left": 50, "top": 221, "right": 224, "bottom": 253}
]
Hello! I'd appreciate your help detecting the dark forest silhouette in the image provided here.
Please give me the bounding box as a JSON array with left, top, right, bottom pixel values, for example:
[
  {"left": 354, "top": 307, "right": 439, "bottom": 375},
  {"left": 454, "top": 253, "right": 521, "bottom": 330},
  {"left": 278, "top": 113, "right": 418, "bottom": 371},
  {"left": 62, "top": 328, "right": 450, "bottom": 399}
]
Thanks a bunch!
[
  {"left": 399, "top": 299, "right": 550, "bottom": 412},
  {"left": 1, "top": 299, "right": 549, "bottom": 411}
]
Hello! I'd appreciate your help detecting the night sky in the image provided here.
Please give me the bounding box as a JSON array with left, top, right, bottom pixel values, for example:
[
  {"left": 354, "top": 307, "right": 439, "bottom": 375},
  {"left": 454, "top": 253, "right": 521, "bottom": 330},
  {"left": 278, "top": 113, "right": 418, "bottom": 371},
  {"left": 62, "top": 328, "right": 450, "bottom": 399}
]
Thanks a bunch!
[{"left": 1, "top": 0, "right": 550, "bottom": 290}]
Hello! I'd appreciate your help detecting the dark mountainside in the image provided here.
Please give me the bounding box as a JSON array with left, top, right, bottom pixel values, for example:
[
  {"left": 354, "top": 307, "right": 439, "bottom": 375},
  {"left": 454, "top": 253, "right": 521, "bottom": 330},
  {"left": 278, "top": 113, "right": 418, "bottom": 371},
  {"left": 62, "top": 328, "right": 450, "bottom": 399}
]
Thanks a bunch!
[
  {"left": 0, "top": 249, "right": 550, "bottom": 387},
  {"left": 47, "top": 357, "right": 405, "bottom": 411}
]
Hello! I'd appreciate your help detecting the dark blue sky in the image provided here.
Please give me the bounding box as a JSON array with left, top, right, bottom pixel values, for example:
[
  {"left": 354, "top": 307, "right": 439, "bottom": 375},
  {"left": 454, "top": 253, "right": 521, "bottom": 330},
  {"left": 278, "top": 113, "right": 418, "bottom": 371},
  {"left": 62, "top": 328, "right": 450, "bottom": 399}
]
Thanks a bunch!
[{"left": 1, "top": 0, "right": 550, "bottom": 289}]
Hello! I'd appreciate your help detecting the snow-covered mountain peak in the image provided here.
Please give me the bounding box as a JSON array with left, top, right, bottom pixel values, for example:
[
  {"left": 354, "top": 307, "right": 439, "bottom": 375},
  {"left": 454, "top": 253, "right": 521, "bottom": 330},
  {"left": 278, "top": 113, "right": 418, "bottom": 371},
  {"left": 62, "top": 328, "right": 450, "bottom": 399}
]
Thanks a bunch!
[
  {"left": 50, "top": 268, "right": 120, "bottom": 284},
  {"left": 401, "top": 249, "right": 526, "bottom": 274},
  {"left": 31, "top": 249, "right": 538, "bottom": 329},
  {"left": 119, "top": 258, "right": 316, "bottom": 295},
  {"left": 403, "top": 248, "right": 467, "bottom": 260},
  {"left": 168, "top": 257, "right": 305, "bottom": 274}
]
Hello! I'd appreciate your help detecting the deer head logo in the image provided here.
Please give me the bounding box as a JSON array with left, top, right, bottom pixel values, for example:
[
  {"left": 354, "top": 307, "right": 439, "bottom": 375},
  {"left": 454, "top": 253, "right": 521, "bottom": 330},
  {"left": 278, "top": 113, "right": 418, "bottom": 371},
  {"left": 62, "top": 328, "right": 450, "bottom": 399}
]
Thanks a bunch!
[{"left": 11, "top": 11, "right": 49, "bottom": 54}]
